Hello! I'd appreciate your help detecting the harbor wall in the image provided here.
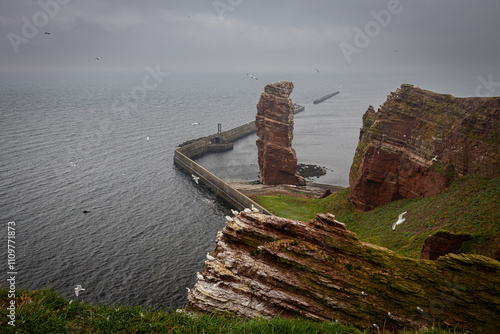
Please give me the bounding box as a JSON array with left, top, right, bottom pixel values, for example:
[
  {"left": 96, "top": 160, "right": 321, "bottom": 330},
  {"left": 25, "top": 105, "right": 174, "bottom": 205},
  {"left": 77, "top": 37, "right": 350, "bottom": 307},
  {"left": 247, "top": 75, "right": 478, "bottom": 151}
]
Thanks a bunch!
[
  {"left": 174, "top": 149, "right": 271, "bottom": 215},
  {"left": 174, "top": 105, "right": 304, "bottom": 215},
  {"left": 176, "top": 121, "right": 256, "bottom": 159},
  {"left": 313, "top": 91, "right": 340, "bottom": 104}
]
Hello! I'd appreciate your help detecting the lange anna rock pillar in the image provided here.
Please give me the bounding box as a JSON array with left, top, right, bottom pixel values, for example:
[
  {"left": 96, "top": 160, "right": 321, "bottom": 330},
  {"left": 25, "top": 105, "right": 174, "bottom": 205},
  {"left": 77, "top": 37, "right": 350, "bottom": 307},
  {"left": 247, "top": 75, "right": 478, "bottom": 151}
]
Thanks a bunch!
[{"left": 256, "top": 81, "right": 305, "bottom": 186}]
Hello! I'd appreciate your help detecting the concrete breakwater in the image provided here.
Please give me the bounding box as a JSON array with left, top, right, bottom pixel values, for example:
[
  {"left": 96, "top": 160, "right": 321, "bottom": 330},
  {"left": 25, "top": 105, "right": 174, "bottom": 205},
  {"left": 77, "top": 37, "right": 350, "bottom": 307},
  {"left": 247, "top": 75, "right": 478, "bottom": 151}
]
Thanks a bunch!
[
  {"left": 174, "top": 104, "right": 305, "bottom": 214},
  {"left": 174, "top": 122, "right": 271, "bottom": 215},
  {"left": 313, "top": 91, "right": 339, "bottom": 104}
]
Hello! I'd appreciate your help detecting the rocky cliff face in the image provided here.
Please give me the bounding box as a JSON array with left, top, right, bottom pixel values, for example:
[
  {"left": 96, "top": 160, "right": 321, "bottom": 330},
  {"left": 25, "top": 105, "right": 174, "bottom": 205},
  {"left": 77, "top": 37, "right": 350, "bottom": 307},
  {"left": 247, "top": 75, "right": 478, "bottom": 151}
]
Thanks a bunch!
[
  {"left": 349, "top": 84, "right": 500, "bottom": 211},
  {"left": 420, "top": 230, "right": 473, "bottom": 260},
  {"left": 256, "top": 81, "right": 305, "bottom": 186},
  {"left": 186, "top": 212, "right": 500, "bottom": 333}
]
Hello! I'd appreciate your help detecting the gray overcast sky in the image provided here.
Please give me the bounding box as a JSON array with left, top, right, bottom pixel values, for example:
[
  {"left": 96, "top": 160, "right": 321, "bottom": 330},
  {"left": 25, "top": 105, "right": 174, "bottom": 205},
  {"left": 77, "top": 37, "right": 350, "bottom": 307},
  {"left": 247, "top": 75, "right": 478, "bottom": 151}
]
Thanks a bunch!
[{"left": 1, "top": 0, "right": 499, "bottom": 73}]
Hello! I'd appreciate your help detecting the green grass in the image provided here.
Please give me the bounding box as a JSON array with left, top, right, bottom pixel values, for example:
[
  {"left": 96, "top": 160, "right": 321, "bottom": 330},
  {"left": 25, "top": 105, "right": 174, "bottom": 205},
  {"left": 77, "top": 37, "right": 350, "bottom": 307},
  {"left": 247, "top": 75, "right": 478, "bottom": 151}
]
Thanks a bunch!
[
  {"left": 0, "top": 288, "right": 474, "bottom": 333},
  {"left": 254, "top": 176, "right": 500, "bottom": 259}
]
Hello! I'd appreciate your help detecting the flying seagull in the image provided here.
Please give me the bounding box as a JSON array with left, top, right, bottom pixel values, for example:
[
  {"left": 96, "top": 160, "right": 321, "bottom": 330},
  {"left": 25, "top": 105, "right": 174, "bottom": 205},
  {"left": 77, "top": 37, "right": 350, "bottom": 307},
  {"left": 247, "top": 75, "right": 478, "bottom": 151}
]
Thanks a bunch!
[
  {"left": 191, "top": 122, "right": 200, "bottom": 126},
  {"left": 45, "top": 32, "right": 51, "bottom": 35},
  {"left": 191, "top": 174, "right": 200, "bottom": 184},
  {"left": 146, "top": 136, "right": 150, "bottom": 141},
  {"left": 392, "top": 211, "right": 407, "bottom": 231},
  {"left": 74, "top": 285, "right": 85, "bottom": 297},
  {"left": 431, "top": 155, "right": 438, "bottom": 162},
  {"left": 246, "top": 73, "right": 258, "bottom": 80},
  {"left": 316, "top": 68, "right": 320, "bottom": 73},
  {"left": 95, "top": 57, "right": 101, "bottom": 60},
  {"left": 416, "top": 306, "right": 424, "bottom": 314},
  {"left": 361, "top": 291, "right": 368, "bottom": 297}
]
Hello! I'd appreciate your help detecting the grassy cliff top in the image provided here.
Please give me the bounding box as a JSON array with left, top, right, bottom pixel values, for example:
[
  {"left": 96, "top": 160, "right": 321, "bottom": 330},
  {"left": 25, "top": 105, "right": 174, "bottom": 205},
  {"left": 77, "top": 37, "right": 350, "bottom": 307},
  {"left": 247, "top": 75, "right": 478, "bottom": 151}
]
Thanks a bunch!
[
  {"left": 253, "top": 175, "right": 500, "bottom": 259},
  {"left": 1, "top": 287, "right": 473, "bottom": 333}
]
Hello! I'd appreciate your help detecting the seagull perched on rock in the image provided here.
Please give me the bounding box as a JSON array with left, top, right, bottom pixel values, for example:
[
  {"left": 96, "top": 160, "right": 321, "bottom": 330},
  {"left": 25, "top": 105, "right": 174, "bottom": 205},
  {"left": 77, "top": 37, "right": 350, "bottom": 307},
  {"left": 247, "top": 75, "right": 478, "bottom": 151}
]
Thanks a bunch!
[
  {"left": 231, "top": 209, "right": 239, "bottom": 216},
  {"left": 243, "top": 208, "right": 252, "bottom": 213},
  {"left": 191, "top": 174, "right": 200, "bottom": 184},
  {"left": 251, "top": 204, "right": 259, "bottom": 213},
  {"left": 225, "top": 215, "right": 234, "bottom": 222},
  {"left": 206, "top": 253, "right": 215, "bottom": 261},
  {"left": 74, "top": 285, "right": 85, "bottom": 297},
  {"left": 196, "top": 272, "right": 204, "bottom": 280},
  {"left": 392, "top": 211, "right": 407, "bottom": 231}
]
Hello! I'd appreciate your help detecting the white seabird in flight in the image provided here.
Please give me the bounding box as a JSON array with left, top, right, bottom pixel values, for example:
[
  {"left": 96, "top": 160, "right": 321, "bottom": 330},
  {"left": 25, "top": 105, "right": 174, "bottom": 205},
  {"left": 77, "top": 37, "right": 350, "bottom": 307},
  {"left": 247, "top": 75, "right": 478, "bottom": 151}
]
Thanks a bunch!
[
  {"left": 246, "top": 73, "right": 258, "bottom": 80},
  {"left": 74, "top": 285, "right": 85, "bottom": 297},
  {"left": 392, "top": 211, "right": 407, "bottom": 231},
  {"left": 191, "top": 174, "right": 200, "bottom": 184}
]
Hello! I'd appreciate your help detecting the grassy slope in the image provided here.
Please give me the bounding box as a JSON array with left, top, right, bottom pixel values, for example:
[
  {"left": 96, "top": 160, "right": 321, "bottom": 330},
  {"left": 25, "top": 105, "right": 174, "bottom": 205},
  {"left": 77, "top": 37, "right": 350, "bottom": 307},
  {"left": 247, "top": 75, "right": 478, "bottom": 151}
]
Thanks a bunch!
[
  {"left": 255, "top": 176, "right": 500, "bottom": 259},
  {"left": 0, "top": 288, "right": 473, "bottom": 333}
]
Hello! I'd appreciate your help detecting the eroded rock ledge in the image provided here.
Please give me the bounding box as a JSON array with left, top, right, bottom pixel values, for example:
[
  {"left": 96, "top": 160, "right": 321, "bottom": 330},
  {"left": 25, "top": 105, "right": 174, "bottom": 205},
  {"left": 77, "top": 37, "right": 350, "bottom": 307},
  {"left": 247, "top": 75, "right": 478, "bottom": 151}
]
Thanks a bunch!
[
  {"left": 349, "top": 84, "right": 500, "bottom": 211},
  {"left": 186, "top": 212, "right": 500, "bottom": 333}
]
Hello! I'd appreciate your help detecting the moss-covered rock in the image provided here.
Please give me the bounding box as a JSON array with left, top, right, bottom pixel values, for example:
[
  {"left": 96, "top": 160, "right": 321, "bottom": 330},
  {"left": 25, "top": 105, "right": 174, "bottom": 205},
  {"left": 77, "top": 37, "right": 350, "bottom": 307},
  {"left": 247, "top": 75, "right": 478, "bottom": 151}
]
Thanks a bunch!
[{"left": 187, "top": 211, "right": 500, "bottom": 333}]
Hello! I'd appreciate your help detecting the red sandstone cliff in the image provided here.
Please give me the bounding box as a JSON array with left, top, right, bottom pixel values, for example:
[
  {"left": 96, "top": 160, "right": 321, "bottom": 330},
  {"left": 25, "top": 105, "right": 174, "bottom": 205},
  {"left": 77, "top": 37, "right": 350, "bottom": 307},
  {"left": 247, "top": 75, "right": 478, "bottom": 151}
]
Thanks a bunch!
[
  {"left": 349, "top": 84, "right": 500, "bottom": 211},
  {"left": 256, "top": 81, "right": 305, "bottom": 186}
]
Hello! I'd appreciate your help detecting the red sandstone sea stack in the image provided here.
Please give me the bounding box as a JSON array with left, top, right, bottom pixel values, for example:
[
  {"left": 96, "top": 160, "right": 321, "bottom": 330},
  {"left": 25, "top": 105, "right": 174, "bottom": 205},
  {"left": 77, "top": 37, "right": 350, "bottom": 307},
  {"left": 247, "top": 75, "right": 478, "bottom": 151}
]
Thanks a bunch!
[{"left": 256, "top": 81, "right": 305, "bottom": 186}]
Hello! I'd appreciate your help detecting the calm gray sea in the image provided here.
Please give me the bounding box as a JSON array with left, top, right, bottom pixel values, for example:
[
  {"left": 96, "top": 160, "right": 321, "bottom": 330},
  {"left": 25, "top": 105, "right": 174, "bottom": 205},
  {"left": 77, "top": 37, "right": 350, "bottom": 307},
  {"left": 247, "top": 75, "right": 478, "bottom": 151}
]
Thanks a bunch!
[{"left": 0, "top": 70, "right": 485, "bottom": 310}]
